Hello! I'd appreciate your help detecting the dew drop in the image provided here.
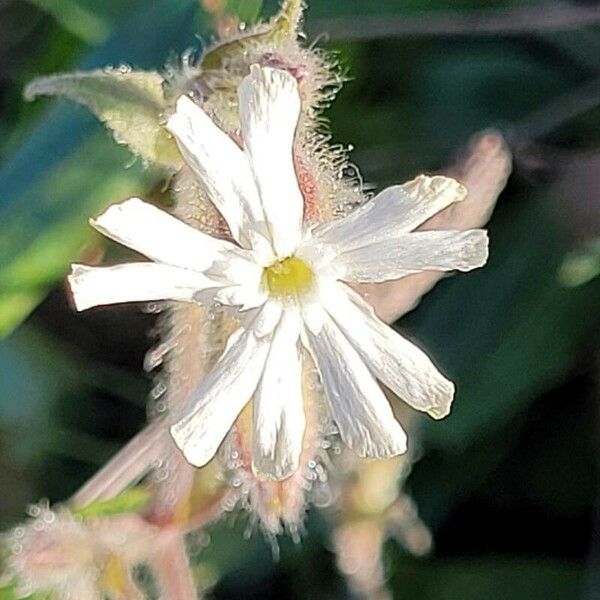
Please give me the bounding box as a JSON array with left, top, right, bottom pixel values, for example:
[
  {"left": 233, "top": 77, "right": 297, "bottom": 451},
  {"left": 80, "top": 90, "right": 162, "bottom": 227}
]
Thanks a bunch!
[
  {"left": 42, "top": 511, "right": 55, "bottom": 524},
  {"left": 150, "top": 382, "right": 167, "bottom": 400},
  {"left": 11, "top": 542, "right": 23, "bottom": 554}
]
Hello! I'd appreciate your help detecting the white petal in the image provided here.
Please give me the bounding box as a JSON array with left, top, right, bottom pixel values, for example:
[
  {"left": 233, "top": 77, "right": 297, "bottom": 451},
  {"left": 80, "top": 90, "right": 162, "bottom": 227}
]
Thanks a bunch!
[
  {"left": 300, "top": 299, "right": 326, "bottom": 335},
  {"left": 238, "top": 65, "right": 304, "bottom": 257},
  {"left": 323, "top": 283, "right": 454, "bottom": 419},
  {"left": 311, "top": 175, "right": 467, "bottom": 251},
  {"left": 335, "top": 229, "right": 489, "bottom": 283},
  {"left": 213, "top": 284, "right": 267, "bottom": 310},
  {"left": 170, "top": 316, "right": 272, "bottom": 467},
  {"left": 212, "top": 247, "right": 263, "bottom": 285},
  {"left": 303, "top": 308, "right": 407, "bottom": 458},
  {"left": 92, "top": 197, "right": 245, "bottom": 271},
  {"left": 253, "top": 309, "right": 304, "bottom": 479},
  {"left": 167, "top": 96, "right": 268, "bottom": 249},
  {"left": 68, "top": 263, "right": 218, "bottom": 311},
  {"left": 253, "top": 299, "right": 283, "bottom": 337}
]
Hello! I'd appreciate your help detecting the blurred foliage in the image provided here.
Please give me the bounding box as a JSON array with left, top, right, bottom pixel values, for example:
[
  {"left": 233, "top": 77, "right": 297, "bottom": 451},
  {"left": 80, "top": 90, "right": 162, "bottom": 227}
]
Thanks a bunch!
[
  {"left": 72, "top": 486, "right": 150, "bottom": 520},
  {"left": 386, "top": 554, "right": 586, "bottom": 600},
  {"left": 559, "top": 236, "right": 600, "bottom": 287},
  {"left": 0, "top": 0, "right": 202, "bottom": 337},
  {"left": 0, "top": 0, "right": 599, "bottom": 599},
  {"left": 225, "top": 0, "right": 264, "bottom": 24},
  {"left": 25, "top": 0, "right": 112, "bottom": 44}
]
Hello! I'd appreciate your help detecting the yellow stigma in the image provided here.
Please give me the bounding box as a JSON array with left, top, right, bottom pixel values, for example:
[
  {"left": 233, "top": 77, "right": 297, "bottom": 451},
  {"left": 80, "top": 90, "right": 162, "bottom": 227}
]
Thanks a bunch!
[{"left": 264, "top": 256, "right": 314, "bottom": 298}]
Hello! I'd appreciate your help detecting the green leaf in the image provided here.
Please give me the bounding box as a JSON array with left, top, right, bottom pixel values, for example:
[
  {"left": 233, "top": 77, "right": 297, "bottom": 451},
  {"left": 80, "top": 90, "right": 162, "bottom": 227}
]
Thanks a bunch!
[
  {"left": 73, "top": 486, "right": 150, "bottom": 519},
  {"left": 201, "top": 0, "right": 302, "bottom": 70},
  {"left": 293, "top": 0, "right": 516, "bottom": 24},
  {"left": 0, "top": 586, "right": 22, "bottom": 600},
  {"left": 388, "top": 555, "right": 584, "bottom": 600},
  {"left": 226, "top": 0, "right": 264, "bottom": 24},
  {"left": 26, "top": 0, "right": 111, "bottom": 44},
  {"left": 558, "top": 237, "right": 600, "bottom": 287},
  {"left": 0, "top": 581, "right": 50, "bottom": 600},
  {"left": 25, "top": 70, "right": 181, "bottom": 169},
  {"left": 0, "top": 292, "right": 46, "bottom": 339},
  {"left": 23, "top": 0, "right": 166, "bottom": 41},
  {"left": 0, "top": 0, "right": 200, "bottom": 337},
  {"left": 0, "top": 134, "right": 159, "bottom": 338}
]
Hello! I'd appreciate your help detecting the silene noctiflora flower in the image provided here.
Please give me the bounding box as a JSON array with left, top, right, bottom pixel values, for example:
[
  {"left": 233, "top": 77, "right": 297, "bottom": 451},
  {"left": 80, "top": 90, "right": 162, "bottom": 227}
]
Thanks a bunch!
[
  {"left": 6, "top": 2, "right": 510, "bottom": 597},
  {"left": 68, "top": 64, "right": 489, "bottom": 480}
]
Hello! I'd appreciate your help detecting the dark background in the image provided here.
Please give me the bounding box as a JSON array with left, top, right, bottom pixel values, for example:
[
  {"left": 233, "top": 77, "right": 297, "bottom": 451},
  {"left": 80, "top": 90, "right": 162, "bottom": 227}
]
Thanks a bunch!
[{"left": 0, "top": 1, "right": 599, "bottom": 598}]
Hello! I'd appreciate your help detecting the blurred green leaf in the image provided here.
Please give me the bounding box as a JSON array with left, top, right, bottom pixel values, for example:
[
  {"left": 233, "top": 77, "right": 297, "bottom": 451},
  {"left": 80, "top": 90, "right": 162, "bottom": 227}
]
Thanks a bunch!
[
  {"left": 388, "top": 555, "right": 584, "bottom": 600},
  {"left": 226, "top": 0, "right": 264, "bottom": 23},
  {"left": 0, "top": 292, "right": 46, "bottom": 338},
  {"left": 558, "top": 237, "right": 600, "bottom": 287},
  {"left": 0, "top": 586, "right": 14, "bottom": 600},
  {"left": 405, "top": 194, "right": 600, "bottom": 525},
  {"left": 0, "top": 326, "right": 105, "bottom": 474},
  {"left": 25, "top": 70, "right": 181, "bottom": 168},
  {"left": 73, "top": 486, "right": 150, "bottom": 519},
  {"left": 415, "top": 197, "right": 600, "bottom": 450},
  {"left": 26, "top": 0, "right": 111, "bottom": 44},
  {"left": 288, "top": 0, "right": 515, "bottom": 21},
  {"left": 0, "top": 134, "right": 157, "bottom": 337},
  {"left": 0, "top": 576, "right": 54, "bottom": 600},
  {"left": 22, "top": 0, "right": 166, "bottom": 43},
  {"left": 539, "top": 29, "right": 600, "bottom": 73},
  {"left": 204, "top": 510, "right": 333, "bottom": 595},
  {"left": 0, "top": 328, "right": 73, "bottom": 433},
  {"left": 0, "top": 584, "right": 48, "bottom": 600},
  {"left": 0, "top": 0, "right": 200, "bottom": 337}
]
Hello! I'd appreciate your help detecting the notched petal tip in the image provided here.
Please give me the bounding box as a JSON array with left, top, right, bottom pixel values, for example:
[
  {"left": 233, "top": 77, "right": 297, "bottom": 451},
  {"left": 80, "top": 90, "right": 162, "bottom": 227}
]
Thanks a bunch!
[
  {"left": 174, "top": 94, "right": 196, "bottom": 111},
  {"left": 165, "top": 95, "right": 197, "bottom": 135},
  {"left": 165, "top": 96, "right": 214, "bottom": 159},
  {"left": 251, "top": 454, "right": 300, "bottom": 481},
  {"left": 67, "top": 264, "right": 95, "bottom": 312},
  {"left": 90, "top": 196, "right": 147, "bottom": 235},
  {"left": 436, "top": 174, "right": 467, "bottom": 199},
  {"left": 475, "top": 229, "right": 490, "bottom": 268},
  {"left": 458, "top": 229, "right": 490, "bottom": 271},
  {"left": 238, "top": 63, "right": 301, "bottom": 136},
  {"left": 244, "top": 63, "right": 298, "bottom": 96},
  {"left": 412, "top": 174, "right": 468, "bottom": 206},
  {"left": 238, "top": 62, "right": 303, "bottom": 257},
  {"left": 424, "top": 378, "right": 455, "bottom": 420},
  {"left": 350, "top": 423, "right": 408, "bottom": 460}
]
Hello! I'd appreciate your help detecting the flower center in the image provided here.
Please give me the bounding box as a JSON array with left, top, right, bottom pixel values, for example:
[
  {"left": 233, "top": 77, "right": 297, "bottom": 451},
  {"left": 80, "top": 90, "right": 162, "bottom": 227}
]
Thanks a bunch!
[{"left": 264, "top": 256, "right": 313, "bottom": 298}]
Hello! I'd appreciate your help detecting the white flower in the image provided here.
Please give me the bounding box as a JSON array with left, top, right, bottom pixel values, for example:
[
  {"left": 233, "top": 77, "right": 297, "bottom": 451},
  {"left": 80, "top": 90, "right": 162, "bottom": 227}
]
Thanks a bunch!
[{"left": 69, "top": 64, "right": 489, "bottom": 480}]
